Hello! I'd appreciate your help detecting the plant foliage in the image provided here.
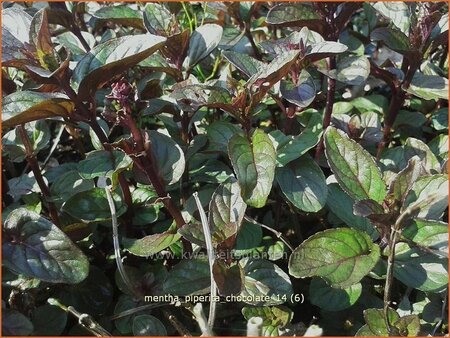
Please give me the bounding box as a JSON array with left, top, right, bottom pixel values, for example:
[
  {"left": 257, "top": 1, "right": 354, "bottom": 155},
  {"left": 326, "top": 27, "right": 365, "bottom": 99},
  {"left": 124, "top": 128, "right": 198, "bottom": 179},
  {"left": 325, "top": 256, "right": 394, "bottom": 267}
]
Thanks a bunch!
[{"left": 1, "top": 2, "right": 448, "bottom": 336}]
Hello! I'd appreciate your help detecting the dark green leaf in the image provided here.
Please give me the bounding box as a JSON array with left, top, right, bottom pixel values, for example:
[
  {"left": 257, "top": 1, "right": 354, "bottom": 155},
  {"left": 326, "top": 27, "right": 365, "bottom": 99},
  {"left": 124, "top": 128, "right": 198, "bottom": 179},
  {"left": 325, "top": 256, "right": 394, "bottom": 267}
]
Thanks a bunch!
[
  {"left": 222, "top": 50, "right": 265, "bottom": 78},
  {"left": 428, "top": 134, "right": 448, "bottom": 163},
  {"left": 32, "top": 304, "right": 67, "bottom": 336},
  {"left": 2, "top": 120, "right": 50, "bottom": 162},
  {"left": 62, "top": 188, "right": 126, "bottom": 222},
  {"left": 171, "top": 84, "right": 233, "bottom": 113},
  {"left": 304, "top": 42, "right": 348, "bottom": 62},
  {"left": 339, "top": 31, "right": 364, "bottom": 56},
  {"left": 78, "top": 150, "right": 132, "bottom": 179},
  {"left": 235, "top": 220, "right": 263, "bottom": 254},
  {"left": 280, "top": 70, "right": 316, "bottom": 108},
  {"left": 57, "top": 31, "right": 94, "bottom": 56},
  {"left": 49, "top": 170, "right": 95, "bottom": 206},
  {"left": 143, "top": 3, "right": 172, "bottom": 35},
  {"left": 3, "top": 208, "right": 89, "bottom": 284},
  {"left": 402, "top": 174, "right": 448, "bottom": 220},
  {"left": 362, "top": 308, "right": 399, "bottom": 336},
  {"left": 228, "top": 129, "right": 277, "bottom": 208},
  {"left": 213, "top": 260, "right": 243, "bottom": 296},
  {"left": 355, "top": 324, "right": 376, "bottom": 336},
  {"left": 72, "top": 34, "right": 166, "bottom": 101},
  {"left": 219, "top": 26, "right": 246, "bottom": 50},
  {"left": 353, "top": 199, "right": 385, "bottom": 218},
  {"left": 2, "top": 91, "right": 74, "bottom": 129},
  {"left": 394, "top": 243, "right": 448, "bottom": 292},
  {"left": 184, "top": 24, "right": 223, "bottom": 69},
  {"left": 431, "top": 108, "right": 448, "bottom": 131},
  {"left": 324, "top": 127, "right": 386, "bottom": 203},
  {"left": 403, "top": 218, "right": 448, "bottom": 253},
  {"left": 270, "top": 112, "right": 322, "bottom": 166},
  {"left": 138, "top": 53, "right": 178, "bottom": 77},
  {"left": 327, "top": 182, "right": 378, "bottom": 239},
  {"left": 406, "top": 73, "right": 448, "bottom": 100},
  {"left": 209, "top": 178, "right": 247, "bottom": 236},
  {"left": 380, "top": 146, "right": 409, "bottom": 178},
  {"left": 147, "top": 130, "right": 185, "bottom": 185},
  {"left": 59, "top": 266, "right": 113, "bottom": 315},
  {"left": 182, "top": 187, "right": 215, "bottom": 222},
  {"left": 309, "top": 278, "right": 362, "bottom": 311},
  {"left": 89, "top": 118, "right": 109, "bottom": 150},
  {"left": 123, "top": 230, "right": 181, "bottom": 257},
  {"left": 404, "top": 138, "right": 440, "bottom": 173},
  {"left": 132, "top": 315, "right": 167, "bottom": 336},
  {"left": 132, "top": 205, "right": 160, "bottom": 226},
  {"left": 207, "top": 121, "right": 243, "bottom": 153},
  {"left": 2, "top": 309, "right": 34, "bottom": 336},
  {"left": 327, "top": 56, "right": 370, "bottom": 86},
  {"left": 266, "top": 3, "right": 320, "bottom": 25},
  {"left": 114, "top": 294, "right": 142, "bottom": 334},
  {"left": 141, "top": 97, "right": 180, "bottom": 116},
  {"left": 394, "top": 315, "right": 421, "bottom": 336},
  {"left": 393, "top": 110, "right": 427, "bottom": 129},
  {"left": 44, "top": 163, "right": 78, "bottom": 184},
  {"left": 7, "top": 174, "right": 38, "bottom": 200},
  {"left": 185, "top": 134, "right": 208, "bottom": 161},
  {"left": 190, "top": 159, "right": 234, "bottom": 184},
  {"left": 371, "top": 3, "right": 410, "bottom": 33},
  {"left": 114, "top": 265, "right": 144, "bottom": 296},
  {"left": 352, "top": 95, "right": 388, "bottom": 114},
  {"left": 22, "top": 193, "right": 43, "bottom": 214},
  {"left": 131, "top": 186, "right": 158, "bottom": 204},
  {"left": 178, "top": 222, "right": 207, "bottom": 247},
  {"left": 289, "top": 228, "right": 380, "bottom": 288},
  {"left": 248, "top": 50, "right": 300, "bottom": 87},
  {"left": 237, "top": 2, "right": 255, "bottom": 22},
  {"left": 240, "top": 258, "right": 293, "bottom": 306},
  {"left": 163, "top": 258, "right": 210, "bottom": 296},
  {"left": 2, "top": 8, "right": 32, "bottom": 67},
  {"left": 371, "top": 26, "right": 412, "bottom": 54},
  {"left": 92, "top": 5, "right": 144, "bottom": 29},
  {"left": 276, "top": 156, "right": 327, "bottom": 212},
  {"left": 388, "top": 157, "right": 424, "bottom": 203}
]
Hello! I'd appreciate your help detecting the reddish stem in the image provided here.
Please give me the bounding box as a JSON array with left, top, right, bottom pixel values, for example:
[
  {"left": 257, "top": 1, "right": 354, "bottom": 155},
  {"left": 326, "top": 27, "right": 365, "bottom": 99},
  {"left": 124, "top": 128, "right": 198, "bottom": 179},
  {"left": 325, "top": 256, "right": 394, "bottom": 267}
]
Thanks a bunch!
[
  {"left": 126, "top": 118, "right": 188, "bottom": 230},
  {"left": 60, "top": 70, "right": 190, "bottom": 251},
  {"left": 59, "top": 79, "right": 134, "bottom": 217},
  {"left": 376, "top": 59, "right": 420, "bottom": 159},
  {"left": 17, "top": 125, "right": 60, "bottom": 227},
  {"left": 316, "top": 57, "right": 336, "bottom": 159},
  {"left": 315, "top": 5, "right": 340, "bottom": 159},
  {"left": 376, "top": 88, "right": 405, "bottom": 159},
  {"left": 124, "top": 118, "right": 192, "bottom": 253},
  {"left": 89, "top": 120, "right": 134, "bottom": 212},
  {"left": 245, "top": 25, "right": 262, "bottom": 61}
]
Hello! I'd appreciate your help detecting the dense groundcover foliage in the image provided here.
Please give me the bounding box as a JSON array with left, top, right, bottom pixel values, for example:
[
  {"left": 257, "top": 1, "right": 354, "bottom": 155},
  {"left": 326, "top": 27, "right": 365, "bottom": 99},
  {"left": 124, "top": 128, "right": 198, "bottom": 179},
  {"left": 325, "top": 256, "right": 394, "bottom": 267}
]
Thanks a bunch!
[{"left": 1, "top": 1, "right": 449, "bottom": 336}]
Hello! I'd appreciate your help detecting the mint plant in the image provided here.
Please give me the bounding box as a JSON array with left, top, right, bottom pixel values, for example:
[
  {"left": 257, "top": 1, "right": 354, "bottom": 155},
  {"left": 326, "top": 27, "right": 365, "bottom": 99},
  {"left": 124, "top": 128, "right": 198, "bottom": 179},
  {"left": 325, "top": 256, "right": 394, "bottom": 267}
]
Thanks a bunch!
[{"left": 2, "top": 2, "right": 448, "bottom": 336}]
